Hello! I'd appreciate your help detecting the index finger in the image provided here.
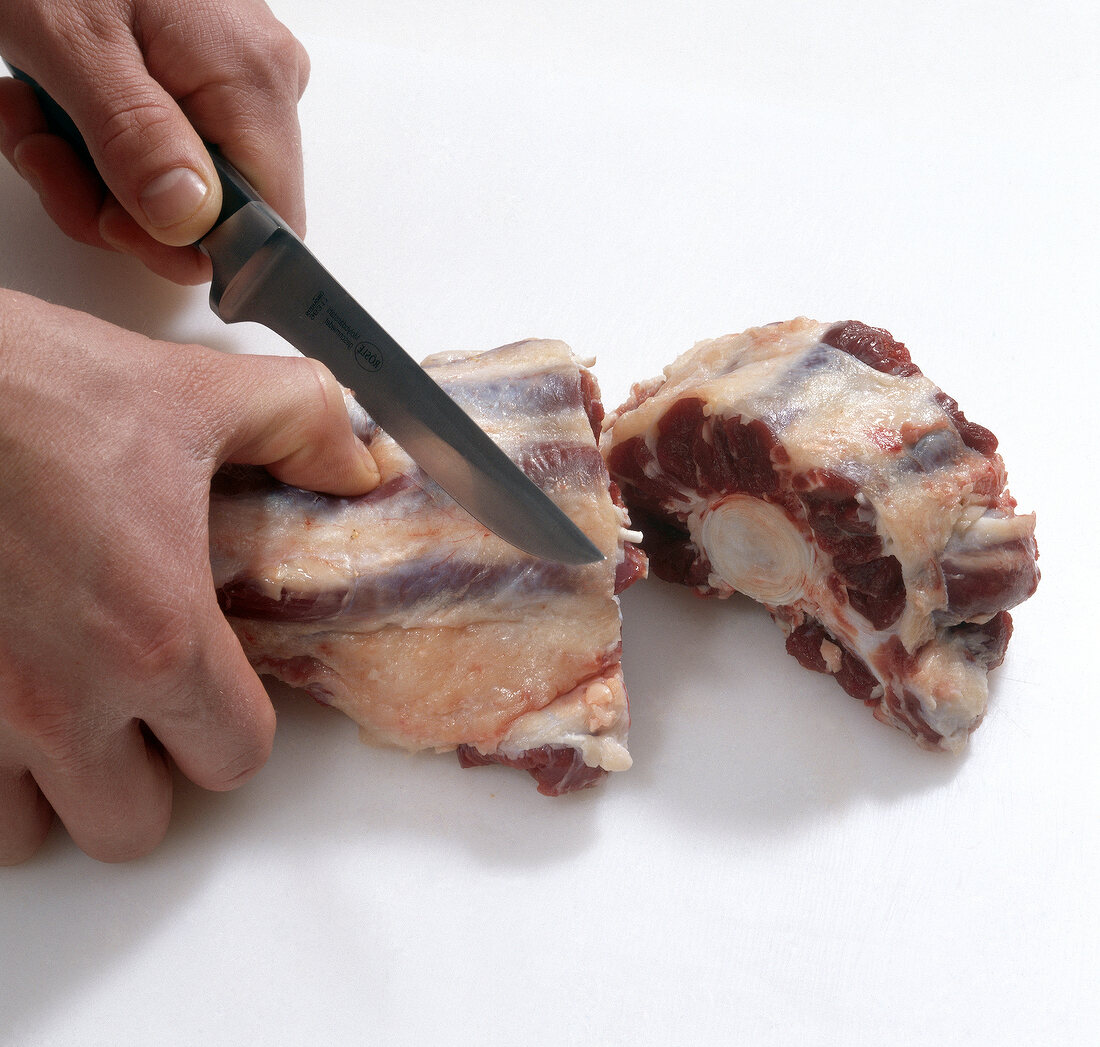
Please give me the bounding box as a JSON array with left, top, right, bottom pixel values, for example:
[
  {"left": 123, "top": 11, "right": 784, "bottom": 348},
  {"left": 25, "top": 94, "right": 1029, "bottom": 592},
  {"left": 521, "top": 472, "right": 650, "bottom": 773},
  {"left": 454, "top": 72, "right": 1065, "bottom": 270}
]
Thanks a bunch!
[{"left": 170, "top": 29, "right": 312, "bottom": 236}]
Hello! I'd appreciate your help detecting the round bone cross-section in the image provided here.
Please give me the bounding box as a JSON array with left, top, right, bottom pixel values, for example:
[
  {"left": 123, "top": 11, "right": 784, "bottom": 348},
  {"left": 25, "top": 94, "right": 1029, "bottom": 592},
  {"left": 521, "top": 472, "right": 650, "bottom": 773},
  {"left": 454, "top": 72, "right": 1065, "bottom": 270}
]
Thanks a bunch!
[
  {"left": 700, "top": 495, "right": 813, "bottom": 606},
  {"left": 601, "top": 318, "right": 1039, "bottom": 751}
]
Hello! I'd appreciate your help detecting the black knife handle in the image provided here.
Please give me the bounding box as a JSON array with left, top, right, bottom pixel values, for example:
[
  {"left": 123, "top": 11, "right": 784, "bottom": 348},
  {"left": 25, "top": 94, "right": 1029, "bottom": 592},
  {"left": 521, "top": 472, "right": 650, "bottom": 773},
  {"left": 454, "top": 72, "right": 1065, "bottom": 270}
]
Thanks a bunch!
[{"left": 3, "top": 62, "right": 264, "bottom": 238}]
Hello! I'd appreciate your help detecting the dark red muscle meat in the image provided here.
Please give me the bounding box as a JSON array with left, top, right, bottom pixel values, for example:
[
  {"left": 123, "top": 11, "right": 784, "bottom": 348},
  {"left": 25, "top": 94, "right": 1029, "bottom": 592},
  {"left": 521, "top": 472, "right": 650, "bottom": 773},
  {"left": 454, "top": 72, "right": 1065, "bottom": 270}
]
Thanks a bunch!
[
  {"left": 210, "top": 339, "right": 646, "bottom": 793},
  {"left": 601, "top": 318, "right": 1038, "bottom": 751}
]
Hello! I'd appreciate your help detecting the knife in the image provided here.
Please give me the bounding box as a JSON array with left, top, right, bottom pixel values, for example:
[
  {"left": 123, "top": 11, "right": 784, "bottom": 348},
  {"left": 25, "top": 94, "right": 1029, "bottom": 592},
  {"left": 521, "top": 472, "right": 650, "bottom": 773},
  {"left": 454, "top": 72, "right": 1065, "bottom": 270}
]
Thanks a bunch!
[{"left": 4, "top": 64, "right": 604, "bottom": 565}]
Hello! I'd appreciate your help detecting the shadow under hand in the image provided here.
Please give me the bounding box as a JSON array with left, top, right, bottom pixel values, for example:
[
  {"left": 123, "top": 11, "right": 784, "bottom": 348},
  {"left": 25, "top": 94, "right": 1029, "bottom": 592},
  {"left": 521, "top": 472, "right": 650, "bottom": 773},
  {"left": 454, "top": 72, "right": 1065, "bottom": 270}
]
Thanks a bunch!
[
  {"left": 0, "top": 165, "right": 212, "bottom": 344},
  {"left": 0, "top": 688, "right": 602, "bottom": 1039},
  {"left": 166, "top": 681, "right": 602, "bottom": 871},
  {"left": 164, "top": 576, "right": 966, "bottom": 867},
  {"left": 0, "top": 578, "right": 967, "bottom": 1038},
  {"left": 0, "top": 806, "right": 213, "bottom": 1043},
  {"left": 618, "top": 579, "right": 963, "bottom": 838}
]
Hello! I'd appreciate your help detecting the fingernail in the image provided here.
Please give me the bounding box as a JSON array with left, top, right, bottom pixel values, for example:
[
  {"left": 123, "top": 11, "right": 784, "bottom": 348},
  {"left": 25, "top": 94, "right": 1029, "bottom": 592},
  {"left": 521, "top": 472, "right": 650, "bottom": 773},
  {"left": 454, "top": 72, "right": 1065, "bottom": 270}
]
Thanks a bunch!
[{"left": 138, "top": 167, "right": 209, "bottom": 229}]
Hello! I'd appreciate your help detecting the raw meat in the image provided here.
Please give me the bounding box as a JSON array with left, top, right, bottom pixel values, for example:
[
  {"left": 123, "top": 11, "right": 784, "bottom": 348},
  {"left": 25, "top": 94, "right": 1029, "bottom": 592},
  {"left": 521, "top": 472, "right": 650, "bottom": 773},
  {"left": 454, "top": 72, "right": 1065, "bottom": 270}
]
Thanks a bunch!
[
  {"left": 601, "top": 318, "right": 1038, "bottom": 751},
  {"left": 210, "top": 339, "right": 646, "bottom": 795}
]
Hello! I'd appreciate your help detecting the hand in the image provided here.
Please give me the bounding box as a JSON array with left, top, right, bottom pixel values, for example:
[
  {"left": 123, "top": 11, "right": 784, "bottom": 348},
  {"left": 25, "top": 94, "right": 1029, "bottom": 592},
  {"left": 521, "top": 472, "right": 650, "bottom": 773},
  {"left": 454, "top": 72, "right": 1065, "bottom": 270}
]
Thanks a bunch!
[
  {"left": 0, "top": 289, "right": 380, "bottom": 864},
  {"left": 0, "top": 0, "right": 310, "bottom": 284}
]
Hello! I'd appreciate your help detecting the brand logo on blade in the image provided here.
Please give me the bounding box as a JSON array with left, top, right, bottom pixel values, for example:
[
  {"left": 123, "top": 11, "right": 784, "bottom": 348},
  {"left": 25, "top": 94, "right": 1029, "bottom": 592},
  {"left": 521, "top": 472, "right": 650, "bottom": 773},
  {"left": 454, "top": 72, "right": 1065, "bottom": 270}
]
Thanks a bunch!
[{"left": 354, "top": 340, "right": 383, "bottom": 372}]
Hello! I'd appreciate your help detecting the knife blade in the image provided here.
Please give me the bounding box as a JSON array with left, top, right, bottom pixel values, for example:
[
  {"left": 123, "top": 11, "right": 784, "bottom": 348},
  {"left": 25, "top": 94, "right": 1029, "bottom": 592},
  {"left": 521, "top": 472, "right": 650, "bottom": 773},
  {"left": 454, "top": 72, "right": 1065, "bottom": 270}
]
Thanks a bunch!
[{"left": 4, "top": 64, "right": 604, "bottom": 565}]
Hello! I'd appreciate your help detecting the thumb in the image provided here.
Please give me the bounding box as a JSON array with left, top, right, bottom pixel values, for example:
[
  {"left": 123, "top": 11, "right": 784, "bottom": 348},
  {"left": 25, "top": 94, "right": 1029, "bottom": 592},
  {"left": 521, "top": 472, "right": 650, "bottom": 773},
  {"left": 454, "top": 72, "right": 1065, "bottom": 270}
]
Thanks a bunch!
[
  {"left": 55, "top": 44, "right": 223, "bottom": 247},
  {"left": 211, "top": 352, "right": 381, "bottom": 497}
]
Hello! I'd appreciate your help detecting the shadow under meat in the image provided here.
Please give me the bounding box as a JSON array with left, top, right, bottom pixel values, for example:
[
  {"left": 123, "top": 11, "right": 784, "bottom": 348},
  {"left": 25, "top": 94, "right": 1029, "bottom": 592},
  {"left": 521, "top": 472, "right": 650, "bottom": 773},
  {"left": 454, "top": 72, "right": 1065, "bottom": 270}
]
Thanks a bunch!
[{"left": 618, "top": 579, "right": 964, "bottom": 836}]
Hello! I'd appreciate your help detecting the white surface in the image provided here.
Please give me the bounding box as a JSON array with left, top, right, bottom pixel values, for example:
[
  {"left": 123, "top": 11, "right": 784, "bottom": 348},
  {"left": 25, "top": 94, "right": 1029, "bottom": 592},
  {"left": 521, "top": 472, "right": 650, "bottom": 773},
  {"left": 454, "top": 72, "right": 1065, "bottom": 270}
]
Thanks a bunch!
[{"left": 1, "top": 2, "right": 1097, "bottom": 1044}]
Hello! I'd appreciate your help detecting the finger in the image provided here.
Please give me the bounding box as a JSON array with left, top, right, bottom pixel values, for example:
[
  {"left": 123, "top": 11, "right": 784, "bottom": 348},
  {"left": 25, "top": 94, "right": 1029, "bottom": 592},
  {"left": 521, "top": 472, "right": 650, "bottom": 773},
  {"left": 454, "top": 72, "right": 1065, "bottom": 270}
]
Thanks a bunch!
[
  {"left": 0, "top": 75, "right": 209, "bottom": 281},
  {"left": 0, "top": 767, "right": 53, "bottom": 866},
  {"left": 34, "top": 41, "right": 222, "bottom": 248},
  {"left": 208, "top": 352, "right": 381, "bottom": 496},
  {"left": 98, "top": 196, "right": 212, "bottom": 285},
  {"left": 0, "top": 75, "right": 47, "bottom": 163},
  {"left": 0, "top": 77, "right": 109, "bottom": 248},
  {"left": 142, "top": 611, "right": 275, "bottom": 793},
  {"left": 293, "top": 38, "right": 313, "bottom": 98},
  {"left": 29, "top": 718, "right": 173, "bottom": 864},
  {"left": 9, "top": 130, "right": 115, "bottom": 251},
  {"left": 177, "top": 31, "right": 312, "bottom": 236}
]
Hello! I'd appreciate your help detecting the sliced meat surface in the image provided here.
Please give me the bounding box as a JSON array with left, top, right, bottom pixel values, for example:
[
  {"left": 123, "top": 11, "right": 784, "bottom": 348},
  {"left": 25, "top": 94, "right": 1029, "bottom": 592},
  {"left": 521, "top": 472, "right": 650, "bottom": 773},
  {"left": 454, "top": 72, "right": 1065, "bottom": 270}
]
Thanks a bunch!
[
  {"left": 211, "top": 339, "right": 646, "bottom": 794},
  {"left": 601, "top": 318, "right": 1038, "bottom": 751}
]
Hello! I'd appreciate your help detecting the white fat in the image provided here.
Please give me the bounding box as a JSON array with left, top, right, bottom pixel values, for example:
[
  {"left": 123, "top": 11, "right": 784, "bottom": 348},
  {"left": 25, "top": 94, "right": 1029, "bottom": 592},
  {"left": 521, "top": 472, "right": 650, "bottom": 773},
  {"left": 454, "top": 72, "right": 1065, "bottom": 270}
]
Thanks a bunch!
[
  {"left": 699, "top": 495, "right": 814, "bottom": 606},
  {"left": 952, "top": 511, "right": 1036, "bottom": 549},
  {"left": 341, "top": 389, "right": 374, "bottom": 442},
  {"left": 493, "top": 674, "right": 632, "bottom": 773},
  {"left": 253, "top": 558, "right": 350, "bottom": 598},
  {"left": 820, "top": 638, "right": 843, "bottom": 674},
  {"left": 910, "top": 640, "right": 990, "bottom": 748}
]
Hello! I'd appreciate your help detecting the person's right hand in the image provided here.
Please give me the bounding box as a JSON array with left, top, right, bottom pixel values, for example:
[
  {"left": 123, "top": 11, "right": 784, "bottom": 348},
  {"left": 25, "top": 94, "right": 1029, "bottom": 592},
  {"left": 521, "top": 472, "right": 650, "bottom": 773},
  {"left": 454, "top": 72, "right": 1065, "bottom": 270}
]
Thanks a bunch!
[
  {"left": 0, "top": 0, "right": 312, "bottom": 284},
  {"left": 0, "top": 288, "right": 380, "bottom": 864}
]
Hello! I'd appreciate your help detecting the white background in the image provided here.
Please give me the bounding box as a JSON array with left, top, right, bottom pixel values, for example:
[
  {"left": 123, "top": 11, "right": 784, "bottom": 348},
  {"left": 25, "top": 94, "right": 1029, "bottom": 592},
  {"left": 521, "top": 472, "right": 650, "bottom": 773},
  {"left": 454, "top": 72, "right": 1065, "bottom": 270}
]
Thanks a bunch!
[{"left": 1, "top": 2, "right": 1096, "bottom": 1044}]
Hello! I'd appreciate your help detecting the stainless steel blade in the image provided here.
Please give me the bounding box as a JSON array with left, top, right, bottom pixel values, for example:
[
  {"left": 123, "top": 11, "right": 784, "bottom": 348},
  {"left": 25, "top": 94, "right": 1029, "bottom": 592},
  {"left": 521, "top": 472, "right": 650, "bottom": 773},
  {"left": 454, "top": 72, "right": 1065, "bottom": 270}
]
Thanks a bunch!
[
  {"left": 201, "top": 202, "right": 603, "bottom": 565},
  {"left": 0, "top": 64, "right": 602, "bottom": 563}
]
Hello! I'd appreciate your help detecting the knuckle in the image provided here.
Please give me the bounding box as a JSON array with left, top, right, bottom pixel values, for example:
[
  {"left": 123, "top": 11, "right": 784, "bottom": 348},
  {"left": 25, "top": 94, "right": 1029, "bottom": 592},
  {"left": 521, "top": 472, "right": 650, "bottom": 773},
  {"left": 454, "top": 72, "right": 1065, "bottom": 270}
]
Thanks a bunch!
[
  {"left": 121, "top": 605, "right": 202, "bottom": 686},
  {"left": 1, "top": 684, "right": 88, "bottom": 763},
  {"left": 296, "top": 43, "right": 312, "bottom": 95},
  {"left": 207, "top": 705, "right": 275, "bottom": 792},
  {"left": 1, "top": 654, "right": 101, "bottom": 767},
  {"left": 300, "top": 357, "right": 341, "bottom": 417},
  {"left": 280, "top": 358, "right": 342, "bottom": 450},
  {"left": 269, "top": 25, "right": 306, "bottom": 80},
  {"left": 258, "top": 23, "right": 308, "bottom": 90},
  {"left": 223, "top": 22, "right": 307, "bottom": 100},
  {"left": 94, "top": 93, "right": 177, "bottom": 163},
  {"left": 210, "top": 739, "right": 270, "bottom": 791}
]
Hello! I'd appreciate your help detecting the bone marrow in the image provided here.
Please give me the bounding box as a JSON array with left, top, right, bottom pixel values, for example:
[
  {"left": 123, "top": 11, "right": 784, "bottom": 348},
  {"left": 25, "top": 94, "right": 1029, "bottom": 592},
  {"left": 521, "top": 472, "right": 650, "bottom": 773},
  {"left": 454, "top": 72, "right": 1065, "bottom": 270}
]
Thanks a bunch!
[{"left": 601, "top": 318, "right": 1038, "bottom": 751}]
